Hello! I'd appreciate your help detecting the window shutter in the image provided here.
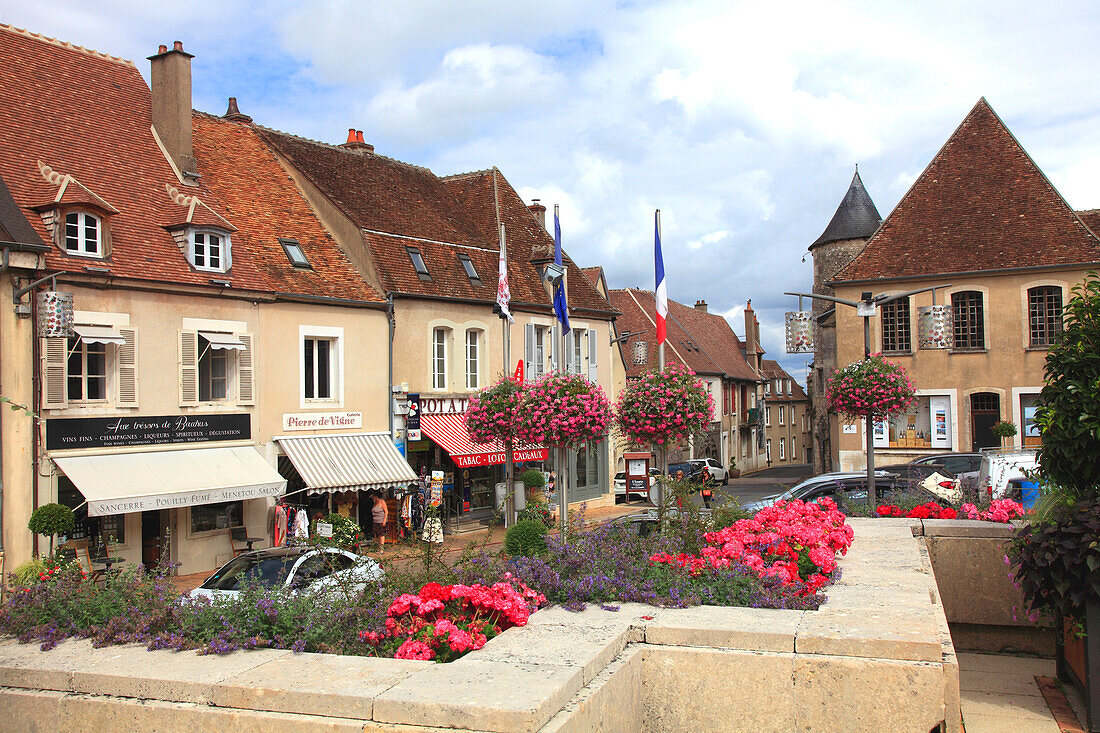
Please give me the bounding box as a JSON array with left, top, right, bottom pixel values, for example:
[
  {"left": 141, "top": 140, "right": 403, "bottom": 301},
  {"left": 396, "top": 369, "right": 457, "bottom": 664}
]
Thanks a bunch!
[
  {"left": 237, "top": 333, "right": 255, "bottom": 405},
  {"left": 41, "top": 337, "right": 67, "bottom": 409},
  {"left": 524, "top": 324, "right": 535, "bottom": 380},
  {"left": 116, "top": 328, "right": 138, "bottom": 407},
  {"left": 179, "top": 330, "right": 198, "bottom": 406},
  {"left": 587, "top": 329, "right": 598, "bottom": 382}
]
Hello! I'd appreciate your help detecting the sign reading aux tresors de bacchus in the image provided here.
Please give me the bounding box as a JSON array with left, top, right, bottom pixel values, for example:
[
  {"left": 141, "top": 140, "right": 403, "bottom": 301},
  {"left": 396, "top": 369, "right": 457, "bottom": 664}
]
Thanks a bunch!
[{"left": 46, "top": 414, "right": 251, "bottom": 451}]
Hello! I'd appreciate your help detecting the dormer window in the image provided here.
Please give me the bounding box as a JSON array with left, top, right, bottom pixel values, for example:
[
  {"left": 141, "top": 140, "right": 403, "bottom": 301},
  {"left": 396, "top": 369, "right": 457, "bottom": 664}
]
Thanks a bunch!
[
  {"left": 64, "top": 211, "right": 103, "bottom": 257},
  {"left": 190, "top": 229, "right": 231, "bottom": 272},
  {"left": 457, "top": 253, "right": 479, "bottom": 283},
  {"left": 407, "top": 247, "right": 431, "bottom": 280}
]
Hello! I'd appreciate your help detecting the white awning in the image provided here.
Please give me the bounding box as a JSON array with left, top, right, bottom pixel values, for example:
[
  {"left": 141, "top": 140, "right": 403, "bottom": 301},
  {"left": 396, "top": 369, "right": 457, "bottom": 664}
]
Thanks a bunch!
[
  {"left": 275, "top": 431, "right": 417, "bottom": 494},
  {"left": 73, "top": 325, "right": 125, "bottom": 345},
  {"left": 54, "top": 446, "right": 286, "bottom": 516},
  {"left": 198, "top": 331, "right": 246, "bottom": 350}
]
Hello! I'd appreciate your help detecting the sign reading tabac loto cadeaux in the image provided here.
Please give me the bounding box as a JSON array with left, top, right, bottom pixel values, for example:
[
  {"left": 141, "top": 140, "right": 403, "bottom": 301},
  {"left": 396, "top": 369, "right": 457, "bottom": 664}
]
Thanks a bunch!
[
  {"left": 46, "top": 414, "right": 251, "bottom": 451},
  {"left": 282, "top": 411, "right": 363, "bottom": 431}
]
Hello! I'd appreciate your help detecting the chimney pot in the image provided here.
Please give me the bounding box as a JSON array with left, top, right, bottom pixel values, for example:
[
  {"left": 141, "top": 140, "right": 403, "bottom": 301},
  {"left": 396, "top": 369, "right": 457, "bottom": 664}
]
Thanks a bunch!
[
  {"left": 158, "top": 44, "right": 167, "bottom": 54},
  {"left": 223, "top": 97, "right": 252, "bottom": 123},
  {"left": 340, "top": 129, "right": 374, "bottom": 154},
  {"left": 694, "top": 299, "right": 707, "bottom": 312},
  {"left": 346, "top": 129, "right": 356, "bottom": 143},
  {"left": 528, "top": 200, "right": 547, "bottom": 228},
  {"left": 356, "top": 130, "right": 365, "bottom": 143},
  {"left": 173, "top": 41, "right": 184, "bottom": 51}
]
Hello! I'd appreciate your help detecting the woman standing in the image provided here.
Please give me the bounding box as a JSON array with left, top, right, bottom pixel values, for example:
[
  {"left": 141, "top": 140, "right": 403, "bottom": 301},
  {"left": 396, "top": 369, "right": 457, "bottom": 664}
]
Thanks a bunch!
[{"left": 371, "top": 492, "right": 389, "bottom": 554}]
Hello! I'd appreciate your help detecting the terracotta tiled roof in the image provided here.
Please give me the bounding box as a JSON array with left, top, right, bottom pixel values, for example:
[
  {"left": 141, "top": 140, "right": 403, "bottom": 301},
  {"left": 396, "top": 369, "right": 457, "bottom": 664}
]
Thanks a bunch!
[
  {"left": 0, "top": 24, "right": 381, "bottom": 304},
  {"left": 609, "top": 288, "right": 758, "bottom": 382},
  {"left": 760, "top": 359, "right": 808, "bottom": 402},
  {"left": 443, "top": 170, "right": 615, "bottom": 315},
  {"left": 836, "top": 98, "right": 1100, "bottom": 283},
  {"left": 580, "top": 266, "right": 606, "bottom": 295},
  {"left": 1076, "top": 209, "right": 1100, "bottom": 237},
  {"left": 191, "top": 114, "right": 381, "bottom": 302}
]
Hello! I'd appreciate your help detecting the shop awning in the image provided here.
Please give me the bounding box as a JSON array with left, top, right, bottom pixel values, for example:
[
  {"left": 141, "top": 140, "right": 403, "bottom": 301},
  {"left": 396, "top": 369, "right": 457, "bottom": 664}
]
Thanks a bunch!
[
  {"left": 199, "top": 331, "right": 246, "bottom": 350},
  {"left": 419, "top": 414, "right": 548, "bottom": 469},
  {"left": 275, "top": 432, "right": 417, "bottom": 494},
  {"left": 73, "top": 324, "right": 125, "bottom": 345},
  {"left": 54, "top": 446, "right": 286, "bottom": 517}
]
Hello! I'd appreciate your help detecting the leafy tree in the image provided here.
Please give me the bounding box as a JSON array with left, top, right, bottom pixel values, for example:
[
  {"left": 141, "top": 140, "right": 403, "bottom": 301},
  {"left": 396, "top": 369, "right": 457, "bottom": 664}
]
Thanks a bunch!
[{"left": 28, "top": 503, "right": 74, "bottom": 557}]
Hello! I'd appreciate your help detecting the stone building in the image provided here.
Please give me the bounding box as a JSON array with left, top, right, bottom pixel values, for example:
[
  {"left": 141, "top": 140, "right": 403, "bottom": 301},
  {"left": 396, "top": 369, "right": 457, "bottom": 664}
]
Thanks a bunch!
[
  {"left": 825, "top": 99, "right": 1100, "bottom": 469},
  {"left": 760, "top": 359, "right": 811, "bottom": 467},
  {"left": 806, "top": 170, "right": 882, "bottom": 474}
]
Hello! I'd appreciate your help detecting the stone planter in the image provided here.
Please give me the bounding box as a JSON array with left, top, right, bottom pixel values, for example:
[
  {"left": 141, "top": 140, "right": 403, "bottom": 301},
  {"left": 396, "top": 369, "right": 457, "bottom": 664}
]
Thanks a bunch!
[{"left": 1058, "top": 599, "right": 1100, "bottom": 732}]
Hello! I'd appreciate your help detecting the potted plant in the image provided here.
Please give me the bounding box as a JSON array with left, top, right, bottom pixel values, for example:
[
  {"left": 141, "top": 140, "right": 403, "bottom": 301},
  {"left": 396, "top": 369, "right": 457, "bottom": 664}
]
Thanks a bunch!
[
  {"left": 519, "top": 468, "right": 547, "bottom": 504},
  {"left": 27, "top": 502, "right": 74, "bottom": 558},
  {"left": 990, "top": 420, "right": 1018, "bottom": 447},
  {"left": 728, "top": 457, "right": 740, "bottom": 479},
  {"left": 1010, "top": 272, "right": 1100, "bottom": 732}
]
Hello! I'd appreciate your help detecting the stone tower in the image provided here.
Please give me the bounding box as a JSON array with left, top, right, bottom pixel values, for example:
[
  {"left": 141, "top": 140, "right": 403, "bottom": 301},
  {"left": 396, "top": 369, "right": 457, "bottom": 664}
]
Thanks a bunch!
[{"left": 808, "top": 169, "right": 882, "bottom": 474}]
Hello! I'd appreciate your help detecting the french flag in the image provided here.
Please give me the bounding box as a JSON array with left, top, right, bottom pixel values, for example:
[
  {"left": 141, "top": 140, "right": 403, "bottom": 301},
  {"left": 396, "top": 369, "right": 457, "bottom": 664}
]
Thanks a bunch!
[{"left": 654, "top": 210, "right": 667, "bottom": 345}]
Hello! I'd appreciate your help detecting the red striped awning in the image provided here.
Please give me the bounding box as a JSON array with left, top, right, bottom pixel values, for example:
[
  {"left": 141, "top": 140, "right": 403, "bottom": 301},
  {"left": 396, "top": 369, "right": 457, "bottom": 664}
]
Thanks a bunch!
[{"left": 419, "top": 414, "right": 547, "bottom": 468}]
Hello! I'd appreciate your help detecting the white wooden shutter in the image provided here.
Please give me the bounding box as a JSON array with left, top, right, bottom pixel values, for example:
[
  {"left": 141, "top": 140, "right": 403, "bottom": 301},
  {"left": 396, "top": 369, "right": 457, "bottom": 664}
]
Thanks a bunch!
[
  {"left": 179, "top": 330, "right": 198, "bottom": 406},
  {"left": 237, "top": 333, "right": 255, "bottom": 405},
  {"left": 41, "top": 337, "right": 68, "bottom": 409},
  {"left": 524, "top": 324, "right": 535, "bottom": 381},
  {"left": 116, "top": 328, "right": 138, "bottom": 407},
  {"left": 587, "top": 329, "right": 598, "bottom": 383}
]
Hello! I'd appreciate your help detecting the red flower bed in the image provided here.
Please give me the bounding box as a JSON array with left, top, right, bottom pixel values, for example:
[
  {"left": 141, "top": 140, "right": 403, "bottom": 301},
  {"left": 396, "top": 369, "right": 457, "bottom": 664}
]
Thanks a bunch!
[
  {"left": 651, "top": 498, "right": 854, "bottom": 595},
  {"left": 360, "top": 576, "right": 547, "bottom": 662},
  {"left": 876, "top": 502, "right": 958, "bottom": 520}
]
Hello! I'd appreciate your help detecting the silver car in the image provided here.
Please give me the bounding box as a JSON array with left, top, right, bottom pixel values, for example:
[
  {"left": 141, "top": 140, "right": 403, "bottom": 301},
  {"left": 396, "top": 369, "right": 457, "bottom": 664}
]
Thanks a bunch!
[{"left": 188, "top": 546, "right": 383, "bottom": 601}]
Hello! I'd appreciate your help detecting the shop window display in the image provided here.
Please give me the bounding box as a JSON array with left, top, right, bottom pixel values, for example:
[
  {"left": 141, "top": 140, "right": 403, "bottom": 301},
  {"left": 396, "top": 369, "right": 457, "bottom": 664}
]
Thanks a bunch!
[
  {"left": 191, "top": 500, "right": 243, "bottom": 533},
  {"left": 872, "top": 395, "right": 952, "bottom": 450}
]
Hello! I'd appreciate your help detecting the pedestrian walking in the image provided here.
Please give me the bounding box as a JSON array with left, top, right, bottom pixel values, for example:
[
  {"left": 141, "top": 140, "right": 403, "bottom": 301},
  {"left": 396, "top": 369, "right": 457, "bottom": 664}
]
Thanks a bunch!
[
  {"left": 371, "top": 492, "right": 388, "bottom": 555},
  {"left": 700, "top": 468, "right": 714, "bottom": 509}
]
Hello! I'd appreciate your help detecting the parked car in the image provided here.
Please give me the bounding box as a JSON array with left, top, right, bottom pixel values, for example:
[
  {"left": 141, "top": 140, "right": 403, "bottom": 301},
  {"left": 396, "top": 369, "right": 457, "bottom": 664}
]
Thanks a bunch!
[
  {"left": 742, "top": 470, "right": 945, "bottom": 514},
  {"left": 878, "top": 464, "right": 961, "bottom": 504},
  {"left": 613, "top": 468, "right": 660, "bottom": 501},
  {"left": 668, "top": 458, "right": 729, "bottom": 485},
  {"left": 977, "top": 448, "right": 1039, "bottom": 500},
  {"left": 742, "top": 471, "right": 884, "bottom": 513},
  {"left": 188, "top": 546, "right": 383, "bottom": 601},
  {"left": 908, "top": 453, "right": 983, "bottom": 493}
]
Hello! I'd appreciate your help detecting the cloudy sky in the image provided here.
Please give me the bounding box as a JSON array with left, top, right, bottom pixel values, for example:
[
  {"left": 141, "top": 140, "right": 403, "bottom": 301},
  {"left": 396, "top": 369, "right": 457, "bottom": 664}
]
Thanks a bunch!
[{"left": 7, "top": 1, "right": 1100, "bottom": 381}]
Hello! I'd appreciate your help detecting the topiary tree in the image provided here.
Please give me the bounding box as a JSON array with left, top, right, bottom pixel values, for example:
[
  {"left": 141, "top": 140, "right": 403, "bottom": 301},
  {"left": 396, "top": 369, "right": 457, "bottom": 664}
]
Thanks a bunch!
[
  {"left": 1035, "top": 272, "right": 1100, "bottom": 496},
  {"left": 503, "top": 518, "right": 548, "bottom": 557},
  {"left": 28, "top": 502, "right": 74, "bottom": 557}
]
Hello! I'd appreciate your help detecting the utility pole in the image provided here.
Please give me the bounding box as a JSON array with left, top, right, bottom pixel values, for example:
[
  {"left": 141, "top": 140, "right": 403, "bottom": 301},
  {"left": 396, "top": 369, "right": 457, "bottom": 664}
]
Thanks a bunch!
[{"left": 499, "top": 222, "right": 514, "bottom": 528}]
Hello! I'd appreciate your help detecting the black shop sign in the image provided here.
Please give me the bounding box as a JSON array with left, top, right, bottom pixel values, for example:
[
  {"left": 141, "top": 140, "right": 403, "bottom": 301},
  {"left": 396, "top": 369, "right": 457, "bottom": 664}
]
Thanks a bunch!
[{"left": 46, "top": 413, "right": 251, "bottom": 451}]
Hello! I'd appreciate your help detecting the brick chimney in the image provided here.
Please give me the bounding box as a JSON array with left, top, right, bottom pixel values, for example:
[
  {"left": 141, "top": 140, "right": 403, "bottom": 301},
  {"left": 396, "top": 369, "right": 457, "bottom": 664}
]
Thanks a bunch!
[
  {"left": 744, "top": 299, "right": 759, "bottom": 356},
  {"left": 223, "top": 97, "right": 252, "bottom": 123},
  {"left": 149, "top": 41, "right": 198, "bottom": 178},
  {"left": 694, "top": 299, "right": 707, "bottom": 312},
  {"left": 528, "top": 199, "right": 546, "bottom": 228},
  {"left": 340, "top": 129, "right": 374, "bottom": 154}
]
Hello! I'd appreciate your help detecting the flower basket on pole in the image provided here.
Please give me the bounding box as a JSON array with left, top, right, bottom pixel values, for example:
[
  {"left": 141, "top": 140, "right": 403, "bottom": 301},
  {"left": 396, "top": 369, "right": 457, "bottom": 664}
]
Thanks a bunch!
[{"left": 464, "top": 377, "right": 526, "bottom": 521}]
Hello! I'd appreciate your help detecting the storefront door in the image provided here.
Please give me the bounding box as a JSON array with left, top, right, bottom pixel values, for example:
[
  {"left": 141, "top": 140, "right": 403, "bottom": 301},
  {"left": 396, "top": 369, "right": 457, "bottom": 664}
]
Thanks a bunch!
[
  {"left": 141, "top": 509, "right": 169, "bottom": 570},
  {"left": 970, "top": 392, "right": 1001, "bottom": 450}
]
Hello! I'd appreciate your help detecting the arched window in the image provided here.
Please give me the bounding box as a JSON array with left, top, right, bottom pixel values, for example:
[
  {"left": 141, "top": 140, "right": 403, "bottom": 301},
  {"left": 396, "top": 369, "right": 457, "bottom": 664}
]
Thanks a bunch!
[
  {"left": 881, "top": 297, "right": 911, "bottom": 353},
  {"left": 1027, "top": 286, "right": 1063, "bottom": 347},
  {"left": 952, "top": 291, "right": 985, "bottom": 349}
]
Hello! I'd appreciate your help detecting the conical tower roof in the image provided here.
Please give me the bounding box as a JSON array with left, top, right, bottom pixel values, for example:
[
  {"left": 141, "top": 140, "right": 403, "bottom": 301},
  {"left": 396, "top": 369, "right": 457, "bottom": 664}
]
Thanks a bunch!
[{"left": 810, "top": 169, "right": 882, "bottom": 249}]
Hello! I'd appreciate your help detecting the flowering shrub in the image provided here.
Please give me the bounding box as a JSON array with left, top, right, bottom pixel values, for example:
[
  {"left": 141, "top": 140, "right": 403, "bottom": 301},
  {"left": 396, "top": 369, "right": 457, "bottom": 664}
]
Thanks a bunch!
[
  {"left": 360, "top": 577, "right": 547, "bottom": 662},
  {"left": 615, "top": 363, "right": 714, "bottom": 446},
  {"left": 961, "top": 499, "right": 1025, "bottom": 523},
  {"left": 464, "top": 377, "right": 526, "bottom": 444},
  {"left": 694, "top": 498, "right": 853, "bottom": 594},
  {"left": 516, "top": 372, "right": 613, "bottom": 449},
  {"left": 826, "top": 354, "right": 916, "bottom": 420},
  {"left": 877, "top": 502, "right": 958, "bottom": 520}
]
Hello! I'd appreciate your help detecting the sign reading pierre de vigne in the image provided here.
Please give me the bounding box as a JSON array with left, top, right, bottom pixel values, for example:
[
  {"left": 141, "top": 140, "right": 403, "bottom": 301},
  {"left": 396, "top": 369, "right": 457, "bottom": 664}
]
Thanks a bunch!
[{"left": 46, "top": 414, "right": 251, "bottom": 451}]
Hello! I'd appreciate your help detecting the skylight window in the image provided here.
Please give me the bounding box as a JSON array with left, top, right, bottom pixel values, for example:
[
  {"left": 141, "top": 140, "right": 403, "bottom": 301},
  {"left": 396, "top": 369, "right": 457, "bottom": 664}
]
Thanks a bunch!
[
  {"left": 457, "top": 253, "right": 479, "bottom": 282},
  {"left": 407, "top": 247, "right": 431, "bottom": 280},
  {"left": 280, "top": 238, "right": 311, "bottom": 269}
]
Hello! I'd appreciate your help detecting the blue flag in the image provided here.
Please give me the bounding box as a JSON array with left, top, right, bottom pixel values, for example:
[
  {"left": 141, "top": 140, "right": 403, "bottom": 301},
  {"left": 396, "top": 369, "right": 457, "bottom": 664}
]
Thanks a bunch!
[{"left": 553, "top": 208, "right": 570, "bottom": 334}]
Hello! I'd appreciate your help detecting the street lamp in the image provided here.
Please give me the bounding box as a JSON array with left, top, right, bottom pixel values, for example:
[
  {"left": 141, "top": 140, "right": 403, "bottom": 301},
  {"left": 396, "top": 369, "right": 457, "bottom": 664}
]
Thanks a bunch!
[{"left": 784, "top": 285, "right": 949, "bottom": 508}]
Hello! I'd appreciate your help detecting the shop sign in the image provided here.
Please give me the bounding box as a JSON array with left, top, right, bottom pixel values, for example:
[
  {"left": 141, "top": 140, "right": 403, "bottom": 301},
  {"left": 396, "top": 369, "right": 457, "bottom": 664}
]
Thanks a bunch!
[
  {"left": 316, "top": 523, "right": 333, "bottom": 538},
  {"left": 47, "top": 413, "right": 250, "bottom": 451},
  {"left": 420, "top": 396, "right": 469, "bottom": 415},
  {"left": 282, "top": 411, "right": 363, "bottom": 431},
  {"left": 451, "top": 447, "right": 549, "bottom": 468},
  {"left": 406, "top": 393, "right": 421, "bottom": 441}
]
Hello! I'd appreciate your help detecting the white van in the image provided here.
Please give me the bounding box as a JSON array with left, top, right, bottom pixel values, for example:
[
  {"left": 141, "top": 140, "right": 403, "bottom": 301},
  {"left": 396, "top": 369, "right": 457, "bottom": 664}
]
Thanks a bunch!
[{"left": 977, "top": 447, "right": 1039, "bottom": 500}]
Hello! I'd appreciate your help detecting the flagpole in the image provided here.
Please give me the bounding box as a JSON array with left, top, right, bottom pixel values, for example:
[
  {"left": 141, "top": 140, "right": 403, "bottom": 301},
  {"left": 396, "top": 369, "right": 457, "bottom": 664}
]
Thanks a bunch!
[
  {"left": 499, "top": 222, "right": 514, "bottom": 528},
  {"left": 656, "top": 209, "right": 665, "bottom": 372},
  {"left": 553, "top": 204, "right": 569, "bottom": 536}
]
